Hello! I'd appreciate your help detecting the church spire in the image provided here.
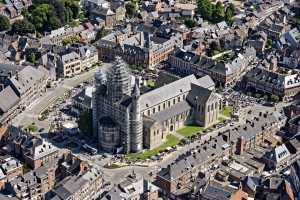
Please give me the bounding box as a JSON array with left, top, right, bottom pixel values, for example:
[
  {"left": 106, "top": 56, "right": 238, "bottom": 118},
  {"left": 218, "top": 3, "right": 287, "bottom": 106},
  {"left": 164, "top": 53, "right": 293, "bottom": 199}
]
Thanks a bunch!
[{"left": 133, "top": 78, "right": 140, "bottom": 99}]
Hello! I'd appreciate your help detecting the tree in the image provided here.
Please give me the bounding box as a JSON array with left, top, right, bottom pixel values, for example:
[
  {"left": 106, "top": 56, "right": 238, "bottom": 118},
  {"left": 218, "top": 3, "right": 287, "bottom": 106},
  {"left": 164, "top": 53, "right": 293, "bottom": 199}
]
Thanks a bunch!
[
  {"left": 12, "top": 19, "right": 35, "bottom": 35},
  {"left": 198, "top": 0, "right": 213, "bottom": 21},
  {"left": 125, "top": 2, "right": 137, "bottom": 17},
  {"left": 95, "top": 27, "right": 109, "bottom": 41},
  {"left": 271, "top": 95, "right": 280, "bottom": 103},
  {"left": 68, "top": 1, "right": 80, "bottom": 19},
  {"left": 27, "top": 52, "right": 36, "bottom": 63},
  {"left": 48, "top": 15, "right": 62, "bottom": 30},
  {"left": 78, "top": 110, "right": 93, "bottom": 136},
  {"left": 225, "top": 3, "right": 235, "bottom": 23},
  {"left": 213, "top": 2, "right": 225, "bottom": 23},
  {"left": 184, "top": 18, "right": 197, "bottom": 28},
  {"left": 29, "top": 4, "right": 57, "bottom": 31},
  {"left": 0, "top": 14, "right": 10, "bottom": 31},
  {"left": 62, "top": 35, "right": 81, "bottom": 45},
  {"left": 24, "top": 0, "right": 82, "bottom": 33}
]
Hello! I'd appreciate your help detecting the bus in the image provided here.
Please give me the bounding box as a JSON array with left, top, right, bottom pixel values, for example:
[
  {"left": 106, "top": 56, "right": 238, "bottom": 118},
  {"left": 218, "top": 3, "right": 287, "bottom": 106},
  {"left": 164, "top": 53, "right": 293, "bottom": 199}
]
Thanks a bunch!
[{"left": 82, "top": 144, "right": 98, "bottom": 155}]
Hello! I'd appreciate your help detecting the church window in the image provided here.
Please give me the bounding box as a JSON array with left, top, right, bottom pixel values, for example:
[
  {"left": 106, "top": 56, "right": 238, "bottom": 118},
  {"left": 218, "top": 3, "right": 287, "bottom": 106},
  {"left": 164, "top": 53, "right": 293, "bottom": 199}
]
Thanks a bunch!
[
  {"left": 158, "top": 105, "right": 161, "bottom": 111},
  {"left": 147, "top": 110, "right": 150, "bottom": 116},
  {"left": 178, "top": 96, "right": 181, "bottom": 102},
  {"left": 168, "top": 101, "right": 171, "bottom": 107},
  {"left": 153, "top": 108, "right": 156, "bottom": 114},
  {"left": 173, "top": 99, "right": 176, "bottom": 104}
]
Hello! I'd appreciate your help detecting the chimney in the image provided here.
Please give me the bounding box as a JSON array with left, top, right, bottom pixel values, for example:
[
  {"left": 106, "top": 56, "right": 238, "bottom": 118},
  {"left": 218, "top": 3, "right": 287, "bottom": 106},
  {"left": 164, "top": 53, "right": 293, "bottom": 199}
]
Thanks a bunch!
[{"left": 236, "top": 136, "right": 245, "bottom": 155}]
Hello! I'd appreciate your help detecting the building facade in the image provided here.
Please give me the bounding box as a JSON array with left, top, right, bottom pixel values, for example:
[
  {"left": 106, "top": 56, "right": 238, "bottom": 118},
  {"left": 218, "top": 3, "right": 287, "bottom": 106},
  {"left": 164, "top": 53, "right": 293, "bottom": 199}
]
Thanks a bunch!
[
  {"left": 243, "top": 67, "right": 300, "bottom": 101},
  {"left": 97, "top": 31, "right": 183, "bottom": 69},
  {"left": 169, "top": 47, "right": 256, "bottom": 87}
]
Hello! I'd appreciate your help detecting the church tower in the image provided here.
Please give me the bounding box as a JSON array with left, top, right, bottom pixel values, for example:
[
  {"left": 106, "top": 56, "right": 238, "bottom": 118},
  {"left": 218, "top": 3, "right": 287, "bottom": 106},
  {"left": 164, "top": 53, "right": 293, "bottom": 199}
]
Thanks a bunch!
[
  {"left": 130, "top": 80, "right": 143, "bottom": 152},
  {"left": 106, "top": 56, "right": 131, "bottom": 102}
]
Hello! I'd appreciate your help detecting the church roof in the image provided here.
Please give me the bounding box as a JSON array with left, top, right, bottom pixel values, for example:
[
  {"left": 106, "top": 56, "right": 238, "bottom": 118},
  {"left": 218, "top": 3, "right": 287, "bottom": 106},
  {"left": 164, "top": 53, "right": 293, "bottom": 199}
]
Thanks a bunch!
[
  {"left": 140, "top": 75, "right": 197, "bottom": 111},
  {"left": 149, "top": 101, "right": 191, "bottom": 123}
]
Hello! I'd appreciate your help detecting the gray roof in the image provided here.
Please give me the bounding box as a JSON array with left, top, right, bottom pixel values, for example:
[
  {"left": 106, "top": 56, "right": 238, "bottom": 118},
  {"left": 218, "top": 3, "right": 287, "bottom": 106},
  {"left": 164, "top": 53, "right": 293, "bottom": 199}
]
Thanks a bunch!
[
  {"left": 0, "top": 86, "right": 20, "bottom": 113},
  {"left": 10, "top": 66, "right": 49, "bottom": 96},
  {"left": 140, "top": 75, "right": 197, "bottom": 111},
  {"left": 187, "top": 83, "right": 219, "bottom": 105},
  {"left": 0, "top": 63, "right": 25, "bottom": 79},
  {"left": 61, "top": 51, "right": 80, "bottom": 64},
  {"left": 196, "top": 75, "right": 215, "bottom": 89},
  {"left": 149, "top": 101, "right": 191, "bottom": 123},
  {"left": 53, "top": 166, "right": 102, "bottom": 199},
  {"left": 201, "top": 184, "right": 233, "bottom": 200},
  {"left": 244, "top": 176, "right": 262, "bottom": 192}
]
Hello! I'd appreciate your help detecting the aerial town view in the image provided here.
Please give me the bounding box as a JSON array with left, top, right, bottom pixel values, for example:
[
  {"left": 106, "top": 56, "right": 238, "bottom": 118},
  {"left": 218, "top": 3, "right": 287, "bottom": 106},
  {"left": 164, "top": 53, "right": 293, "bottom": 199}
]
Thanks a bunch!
[{"left": 0, "top": 0, "right": 299, "bottom": 199}]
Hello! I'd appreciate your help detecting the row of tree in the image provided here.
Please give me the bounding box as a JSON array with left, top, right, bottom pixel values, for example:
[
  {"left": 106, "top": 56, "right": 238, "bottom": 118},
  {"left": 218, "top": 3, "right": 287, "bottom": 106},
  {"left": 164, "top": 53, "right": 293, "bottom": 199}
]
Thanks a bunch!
[
  {"left": 197, "top": 0, "right": 235, "bottom": 24},
  {"left": 0, "top": 0, "right": 81, "bottom": 35}
]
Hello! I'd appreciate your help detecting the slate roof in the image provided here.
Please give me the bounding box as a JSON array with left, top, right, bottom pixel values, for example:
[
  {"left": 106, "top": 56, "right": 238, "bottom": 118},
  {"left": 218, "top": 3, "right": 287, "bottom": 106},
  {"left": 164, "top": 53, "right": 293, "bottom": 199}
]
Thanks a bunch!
[
  {"left": 61, "top": 52, "right": 80, "bottom": 64},
  {"left": 244, "top": 176, "right": 262, "bottom": 192},
  {"left": 52, "top": 166, "right": 102, "bottom": 199},
  {"left": 201, "top": 184, "right": 233, "bottom": 200},
  {"left": 196, "top": 75, "right": 215, "bottom": 89},
  {"left": 140, "top": 75, "right": 197, "bottom": 111},
  {"left": 0, "top": 63, "right": 25, "bottom": 78},
  {"left": 187, "top": 83, "right": 219, "bottom": 104},
  {"left": 0, "top": 86, "right": 20, "bottom": 113},
  {"left": 9, "top": 66, "right": 48, "bottom": 96},
  {"left": 149, "top": 101, "right": 191, "bottom": 122}
]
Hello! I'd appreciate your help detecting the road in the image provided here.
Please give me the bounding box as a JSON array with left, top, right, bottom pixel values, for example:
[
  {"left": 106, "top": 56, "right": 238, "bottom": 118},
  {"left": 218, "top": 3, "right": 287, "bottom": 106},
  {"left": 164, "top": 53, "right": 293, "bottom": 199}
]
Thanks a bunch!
[{"left": 12, "top": 64, "right": 110, "bottom": 129}]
